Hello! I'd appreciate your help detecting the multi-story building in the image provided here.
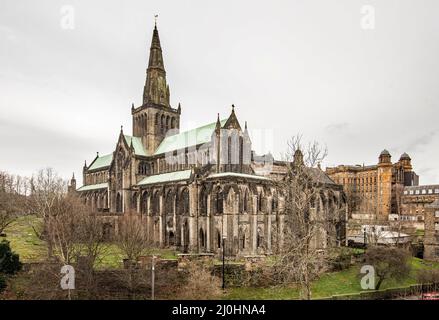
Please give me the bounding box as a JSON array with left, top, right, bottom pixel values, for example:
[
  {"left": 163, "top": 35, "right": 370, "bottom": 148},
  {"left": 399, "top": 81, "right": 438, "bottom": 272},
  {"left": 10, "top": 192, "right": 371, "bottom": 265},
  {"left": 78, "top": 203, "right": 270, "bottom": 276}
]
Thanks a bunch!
[
  {"left": 401, "top": 185, "right": 439, "bottom": 230},
  {"left": 326, "top": 151, "right": 418, "bottom": 220}
]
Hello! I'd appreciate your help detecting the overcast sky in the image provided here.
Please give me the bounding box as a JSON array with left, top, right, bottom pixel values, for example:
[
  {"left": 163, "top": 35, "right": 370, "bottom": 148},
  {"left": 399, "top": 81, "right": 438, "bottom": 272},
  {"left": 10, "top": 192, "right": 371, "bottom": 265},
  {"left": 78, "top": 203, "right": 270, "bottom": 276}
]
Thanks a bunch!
[{"left": 1, "top": 0, "right": 438, "bottom": 186}]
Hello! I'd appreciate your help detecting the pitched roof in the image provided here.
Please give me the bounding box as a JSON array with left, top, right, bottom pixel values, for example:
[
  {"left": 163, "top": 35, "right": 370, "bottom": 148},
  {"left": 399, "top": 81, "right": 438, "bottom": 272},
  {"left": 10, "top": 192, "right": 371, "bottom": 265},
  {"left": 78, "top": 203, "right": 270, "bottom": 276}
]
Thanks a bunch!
[
  {"left": 77, "top": 182, "right": 108, "bottom": 192},
  {"left": 88, "top": 154, "right": 113, "bottom": 171},
  {"left": 154, "top": 119, "right": 227, "bottom": 155},
  {"left": 137, "top": 169, "right": 192, "bottom": 186},
  {"left": 124, "top": 135, "right": 148, "bottom": 156},
  {"left": 307, "top": 167, "right": 337, "bottom": 185}
]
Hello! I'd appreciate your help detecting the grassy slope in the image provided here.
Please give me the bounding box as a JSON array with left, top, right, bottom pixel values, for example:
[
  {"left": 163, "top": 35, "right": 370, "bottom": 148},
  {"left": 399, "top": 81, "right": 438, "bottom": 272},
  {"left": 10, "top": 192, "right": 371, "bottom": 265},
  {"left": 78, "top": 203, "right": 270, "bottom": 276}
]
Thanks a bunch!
[
  {"left": 2, "top": 215, "right": 178, "bottom": 269},
  {"left": 4, "top": 216, "right": 439, "bottom": 299},
  {"left": 226, "top": 258, "right": 439, "bottom": 299},
  {"left": 2, "top": 215, "right": 47, "bottom": 263}
]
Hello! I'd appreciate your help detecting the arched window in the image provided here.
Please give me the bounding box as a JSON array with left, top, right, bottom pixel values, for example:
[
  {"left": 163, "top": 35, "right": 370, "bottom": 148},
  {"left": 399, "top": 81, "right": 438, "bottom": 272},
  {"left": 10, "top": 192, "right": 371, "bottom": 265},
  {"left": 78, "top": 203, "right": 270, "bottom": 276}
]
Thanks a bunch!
[
  {"left": 199, "top": 186, "right": 208, "bottom": 216},
  {"left": 257, "top": 228, "right": 263, "bottom": 248},
  {"left": 131, "top": 192, "right": 137, "bottom": 211},
  {"left": 161, "top": 114, "right": 165, "bottom": 133},
  {"left": 199, "top": 228, "right": 205, "bottom": 250},
  {"left": 217, "top": 230, "right": 221, "bottom": 249},
  {"left": 141, "top": 191, "right": 148, "bottom": 214},
  {"left": 213, "top": 187, "right": 224, "bottom": 214},
  {"left": 166, "top": 116, "right": 170, "bottom": 131},
  {"left": 239, "top": 229, "right": 246, "bottom": 249},
  {"left": 171, "top": 117, "right": 175, "bottom": 129},
  {"left": 165, "top": 190, "right": 174, "bottom": 214},
  {"left": 257, "top": 191, "right": 264, "bottom": 212},
  {"left": 116, "top": 192, "right": 123, "bottom": 213},
  {"left": 168, "top": 231, "right": 175, "bottom": 246},
  {"left": 152, "top": 191, "right": 160, "bottom": 216},
  {"left": 243, "top": 189, "right": 249, "bottom": 213},
  {"left": 179, "top": 188, "right": 190, "bottom": 215}
]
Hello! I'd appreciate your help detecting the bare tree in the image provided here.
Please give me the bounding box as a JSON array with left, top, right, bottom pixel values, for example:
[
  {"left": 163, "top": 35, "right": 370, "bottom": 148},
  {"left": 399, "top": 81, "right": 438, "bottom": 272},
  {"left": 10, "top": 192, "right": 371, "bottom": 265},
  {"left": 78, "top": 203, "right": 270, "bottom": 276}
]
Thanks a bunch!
[
  {"left": 116, "top": 213, "right": 152, "bottom": 298},
  {"left": 0, "top": 171, "right": 29, "bottom": 234},
  {"left": 116, "top": 213, "right": 150, "bottom": 262},
  {"left": 45, "top": 193, "right": 110, "bottom": 298},
  {"left": 273, "top": 135, "right": 344, "bottom": 299},
  {"left": 27, "top": 168, "right": 66, "bottom": 257}
]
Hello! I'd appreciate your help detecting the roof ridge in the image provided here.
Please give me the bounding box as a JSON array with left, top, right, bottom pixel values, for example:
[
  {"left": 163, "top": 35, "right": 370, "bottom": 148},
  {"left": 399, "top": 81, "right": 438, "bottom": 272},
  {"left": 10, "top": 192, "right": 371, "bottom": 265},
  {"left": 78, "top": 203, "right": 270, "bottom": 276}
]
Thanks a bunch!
[{"left": 174, "top": 118, "right": 228, "bottom": 136}]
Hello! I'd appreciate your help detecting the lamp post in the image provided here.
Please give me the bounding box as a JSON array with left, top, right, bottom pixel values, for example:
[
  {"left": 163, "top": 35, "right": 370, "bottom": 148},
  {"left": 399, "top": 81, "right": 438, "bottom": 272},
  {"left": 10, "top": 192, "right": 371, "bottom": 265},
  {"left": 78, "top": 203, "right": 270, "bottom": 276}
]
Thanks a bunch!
[
  {"left": 151, "top": 255, "right": 156, "bottom": 300},
  {"left": 222, "top": 236, "right": 226, "bottom": 290},
  {"left": 363, "top": 230, "right": 367, "bottom": 248}
]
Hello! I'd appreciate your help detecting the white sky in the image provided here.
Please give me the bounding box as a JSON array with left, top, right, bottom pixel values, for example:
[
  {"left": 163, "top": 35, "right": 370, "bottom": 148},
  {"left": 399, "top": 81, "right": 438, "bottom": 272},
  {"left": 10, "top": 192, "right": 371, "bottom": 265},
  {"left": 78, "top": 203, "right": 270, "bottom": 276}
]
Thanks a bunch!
[{"left": 1, "top": 0, "right": 438, "bottom": 186}]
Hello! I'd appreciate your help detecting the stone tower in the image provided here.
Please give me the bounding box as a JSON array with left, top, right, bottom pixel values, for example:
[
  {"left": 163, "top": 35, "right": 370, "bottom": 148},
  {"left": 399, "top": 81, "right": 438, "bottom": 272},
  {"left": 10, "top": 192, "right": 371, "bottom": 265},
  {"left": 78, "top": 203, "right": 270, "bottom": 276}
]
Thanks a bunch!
[
  {"left": 132, "top": 23, "right": 180, "bottom": 155},
  {"left": 377, "top": 149, "right": 393, "bottom": 219}
]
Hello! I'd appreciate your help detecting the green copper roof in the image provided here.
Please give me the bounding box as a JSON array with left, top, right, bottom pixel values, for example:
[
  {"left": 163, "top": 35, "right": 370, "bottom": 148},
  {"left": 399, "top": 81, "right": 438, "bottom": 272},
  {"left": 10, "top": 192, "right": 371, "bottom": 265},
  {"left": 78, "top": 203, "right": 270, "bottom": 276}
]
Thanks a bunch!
[
  {"left": 137, "top": 170, "right": 192, "bottom": 186},
  {"left": 208, "top": 172, "right": 270, "bottom": 181},
  {"left": 77, "top": 182, "right": 108, "bottom": 192},
  {"left": 154, "top": 119, "right": 227, "bottom": 155},
  {"left": 88, "top": 154, "right": 113, "bottom": 171},
  {"left": 124, "top": 135, "right": 148, "bottom": 156}
]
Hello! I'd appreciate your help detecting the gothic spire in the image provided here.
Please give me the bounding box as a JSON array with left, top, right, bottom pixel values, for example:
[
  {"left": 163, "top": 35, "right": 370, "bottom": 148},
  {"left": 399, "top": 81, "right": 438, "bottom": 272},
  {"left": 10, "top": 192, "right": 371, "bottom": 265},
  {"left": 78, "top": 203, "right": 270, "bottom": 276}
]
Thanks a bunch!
[
  {"left": 215, "top": 113, "right": 221, "bottom": 132},
  {"left": 143, "top": 22, "right": 170, "bottom": 107},
  {"left": 148, "top": 24, "right": 165, "bottom": 71}
]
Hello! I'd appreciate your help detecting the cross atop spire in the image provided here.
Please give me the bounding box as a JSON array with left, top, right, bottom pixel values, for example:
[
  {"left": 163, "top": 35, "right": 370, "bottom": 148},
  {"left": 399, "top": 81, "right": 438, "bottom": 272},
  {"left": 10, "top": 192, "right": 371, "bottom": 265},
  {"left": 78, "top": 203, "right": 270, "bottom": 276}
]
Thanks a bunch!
[{"left": 154, "top": 14, "right": 158, "bottom": 28}]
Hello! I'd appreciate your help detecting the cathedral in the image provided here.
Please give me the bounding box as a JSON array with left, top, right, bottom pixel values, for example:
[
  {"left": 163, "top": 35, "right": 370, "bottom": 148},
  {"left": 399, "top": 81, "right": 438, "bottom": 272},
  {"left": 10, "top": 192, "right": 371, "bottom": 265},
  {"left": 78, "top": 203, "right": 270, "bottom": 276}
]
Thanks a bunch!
[{"left": 74, "top": 23, "right": 346, "bottom": 256}]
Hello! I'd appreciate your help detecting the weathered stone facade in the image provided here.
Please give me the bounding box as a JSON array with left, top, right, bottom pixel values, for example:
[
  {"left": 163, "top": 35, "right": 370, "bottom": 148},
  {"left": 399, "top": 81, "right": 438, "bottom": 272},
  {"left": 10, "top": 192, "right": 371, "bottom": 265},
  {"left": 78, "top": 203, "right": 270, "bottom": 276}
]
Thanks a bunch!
[
  {"left": 74, "top": 24, "right": 346, "bottom": 256},
  {"left": 424, "top": 199, "right": 439, "bottom": 261},
  {"left": 326, "top": 151, "right": 419, "bottom": 220},
  {"left": 401, "top": 184, "right": 439, "bottom": 230}
]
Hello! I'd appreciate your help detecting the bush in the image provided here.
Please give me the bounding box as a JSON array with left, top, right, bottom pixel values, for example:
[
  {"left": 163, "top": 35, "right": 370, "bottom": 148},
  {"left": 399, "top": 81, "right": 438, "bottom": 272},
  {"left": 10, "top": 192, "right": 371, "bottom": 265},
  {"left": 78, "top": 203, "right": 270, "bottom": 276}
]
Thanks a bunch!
[
  {"left": 364, "top": 246, "right": 411, "bottom": 290},
  {"left": 0, "top": 240, "right": 22, "bottom": 274},
  {"left": 417, "top": 269, "right": 439, "bottom": 285},
  {"left": 177, "top": 262, "right": 222, "bottom": 299}
]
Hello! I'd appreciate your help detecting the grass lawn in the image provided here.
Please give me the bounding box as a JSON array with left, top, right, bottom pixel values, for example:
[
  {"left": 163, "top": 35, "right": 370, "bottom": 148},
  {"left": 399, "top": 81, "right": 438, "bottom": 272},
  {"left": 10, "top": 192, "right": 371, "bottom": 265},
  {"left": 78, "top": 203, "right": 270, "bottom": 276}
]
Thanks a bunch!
[
  {"left": 2, "top": 215, "right": 47, "bottom": 263},
  {"left": 2, "top": 215, "right": 178, "bottom": 269},
  {"left": 225, "top": 257, "right": 439, "bottom": 300}
]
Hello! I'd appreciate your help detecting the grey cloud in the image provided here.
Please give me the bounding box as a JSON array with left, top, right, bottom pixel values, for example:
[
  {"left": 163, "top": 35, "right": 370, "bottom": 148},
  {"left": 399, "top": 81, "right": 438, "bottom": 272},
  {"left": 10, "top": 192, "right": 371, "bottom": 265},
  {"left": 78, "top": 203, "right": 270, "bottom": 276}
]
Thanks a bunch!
[{"left": 404, "top": 131, "right": 437, "bottom": 153}]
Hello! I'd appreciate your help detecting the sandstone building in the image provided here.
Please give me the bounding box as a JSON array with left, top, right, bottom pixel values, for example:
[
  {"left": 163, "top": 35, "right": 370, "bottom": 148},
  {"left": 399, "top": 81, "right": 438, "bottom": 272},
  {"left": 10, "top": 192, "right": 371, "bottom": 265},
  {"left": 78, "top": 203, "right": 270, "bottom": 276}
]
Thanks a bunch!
[
  {"left": 326, "top": 151, "right": 419, "bottom": 220},
  {"left": 424, "top": 199, "right": 439, "bottom": 261},
  {"left": 74, "top": 24, "right": 346, "bottom": 256},
  {"left": 401, "top": 184, "right": 439, "bottom": 230}
]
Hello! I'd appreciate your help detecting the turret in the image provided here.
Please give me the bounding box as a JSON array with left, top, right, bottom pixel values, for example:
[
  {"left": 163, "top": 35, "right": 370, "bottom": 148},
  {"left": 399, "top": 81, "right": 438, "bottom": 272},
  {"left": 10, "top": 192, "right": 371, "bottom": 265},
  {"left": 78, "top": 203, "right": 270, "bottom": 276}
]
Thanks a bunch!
[
  {"left": 378, "top": 149, "right": 392, "bottom": 165},
  {"left": 399, "top": 152, "right": 412, "bottom": 171},
  {"left": 68, "top": 173, "right": 77, "bottom": 194}
]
